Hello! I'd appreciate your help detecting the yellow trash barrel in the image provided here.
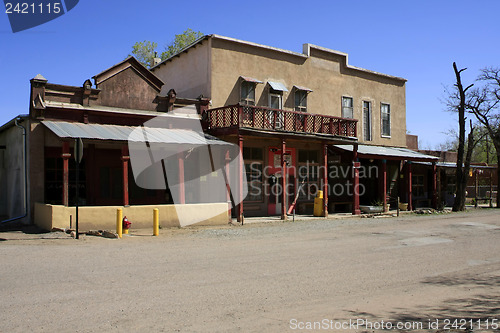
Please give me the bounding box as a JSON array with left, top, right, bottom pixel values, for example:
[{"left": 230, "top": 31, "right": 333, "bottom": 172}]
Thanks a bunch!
[{"left": 313, "top": 190, "right": 324, "bottom": 217}]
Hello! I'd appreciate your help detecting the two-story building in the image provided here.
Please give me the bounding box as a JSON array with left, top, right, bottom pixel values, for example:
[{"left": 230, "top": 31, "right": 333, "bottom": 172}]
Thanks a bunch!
[{"left": 151, "top": 35, "right": 438, "bottom": 219}]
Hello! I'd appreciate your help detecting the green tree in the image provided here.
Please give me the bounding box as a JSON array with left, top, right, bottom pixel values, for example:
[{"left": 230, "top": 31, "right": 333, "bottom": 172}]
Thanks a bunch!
[
  {"left": 161, "top": 29, "right": 204, "bottom": 59},
  {"left": 129, "top": 40, "right": 158, "bottom": 69},
  {"left": 129, "top": 29, "right": 204, "bottom": 69}
]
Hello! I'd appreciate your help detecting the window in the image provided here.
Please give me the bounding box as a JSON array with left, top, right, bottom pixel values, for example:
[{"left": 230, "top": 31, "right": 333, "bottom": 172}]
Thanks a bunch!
[
  {"left": 381, "top": 103, "right": 391, "bottom": 137},
  {"left": 342, "top": 96, "right": 353, "bottom": 119},
  {"left": 298, "top": 150, "right": 319, "bottom": 200},
  {"left": 412, "top": 174, "right": 425, "bottom": 197},
  {"left": 363, "top": 101, "right": 372, "bottom": 141},
  {"left": 269, "top": 89, "right": 282, "bottom": 109},
  {"left": 240, "top": 81, "right": 256, "bottom": 105},
  {"left": 268, "top": 88, "right": 284, "bottom": 129},
  {"left": 295, "top": 90, "right": 308, "bottom": 112},
  {"left": 243, "top": 147, "right": 264, "bottom": 202}
]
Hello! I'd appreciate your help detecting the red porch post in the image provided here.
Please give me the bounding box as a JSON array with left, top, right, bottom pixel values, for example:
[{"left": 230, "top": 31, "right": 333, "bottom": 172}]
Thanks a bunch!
[
  {"left": 281, "top": 138, "right": 287, "bottom": 220},
  {"left": 380, "top": 159, "right": 387, "bottom": 212},
  {"left": 121, "top": 145, "right": 130, "bottom": 206},
  {"left": 225, "top": 150, "right": 232, "bottom": 222},
  {"left": 237, "top": 135, "right": 244, "bottom": 222},
  {"left": 178, "top": 152, "right": 185, "bottom": 204},
  {"left": 352, "top": 144, "right": 361, "bottom": 215},
  {"left": 431, "top": 162, "right": 437, "bottom": 209},
  {"left": 62, "top": 141, "right": 70, "bottom": 206},
  {"left": 407, "top": 161, "right": 413, "bottom": 211},
  {"left": 322, "top": 143, "right": 328, "bottom": 217}
]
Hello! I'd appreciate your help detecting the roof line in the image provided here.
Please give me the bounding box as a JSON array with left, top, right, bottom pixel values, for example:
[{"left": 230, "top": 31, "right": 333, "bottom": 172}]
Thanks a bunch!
[
  {"left": 151, "top": 34, "right": 406, "bottom": 81},
  {"left": 0, "top": 114, "right": 29, "bottom": 134}
]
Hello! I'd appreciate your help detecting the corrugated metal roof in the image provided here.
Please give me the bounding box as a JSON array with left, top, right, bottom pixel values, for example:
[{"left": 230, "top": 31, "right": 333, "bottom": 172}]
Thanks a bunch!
[
  {"left": 414, "top": 161, "right": 497, "bottom": 169},
  {"left": 293, "top": 85, "right": 313, "bottom": 92},
  {"left": 334, "top": 144, "right": 439, "bottom": 161},
  {"left": 42, "top": 121, "right": 229, "bottom": 146},
  {"left": 268, "top": 81, "right": 289, "bottom": 92},
  {"left": 240, "top": 76, "right": 263, "bottom": 84}
]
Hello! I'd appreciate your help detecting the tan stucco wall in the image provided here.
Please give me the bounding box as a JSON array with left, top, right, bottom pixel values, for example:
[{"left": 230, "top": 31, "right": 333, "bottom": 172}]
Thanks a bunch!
[
  {"left": 34, "top": 202, "right": 229, "bottom": 231},
  {"left": 210, "top": 39, "right": 407, "bottom": 147},
  {"left": 153, "top": 39, "right": 211, "bottom": 99}
]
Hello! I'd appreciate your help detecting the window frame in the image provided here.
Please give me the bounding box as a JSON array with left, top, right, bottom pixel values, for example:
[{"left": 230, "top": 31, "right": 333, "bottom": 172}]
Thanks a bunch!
[
  {"left": 268, "top": 88, "right": 283, "bottom": 110},
  {"left": 294, "top": 89, "right": 308, "bottom": 112},
  {"left": 341, "top": 96, "right": 354, "bottom": 119},
  {"left": 412, "top": 174, "right": 425, "bottom": 198},
  {"left": 381, "top": 103, "right": 391, "bottom": 138},
  {"left": 362, "top": 100, "right": 372, "bottom": 141},
  {"left": 240, "top": 80, "right": 256, "bottom": 106}
]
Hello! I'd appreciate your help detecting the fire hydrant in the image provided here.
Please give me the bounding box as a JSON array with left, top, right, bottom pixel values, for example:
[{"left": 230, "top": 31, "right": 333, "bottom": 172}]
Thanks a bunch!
[{"left": 122, "top": 216, "right": 131, "bottom": 234}]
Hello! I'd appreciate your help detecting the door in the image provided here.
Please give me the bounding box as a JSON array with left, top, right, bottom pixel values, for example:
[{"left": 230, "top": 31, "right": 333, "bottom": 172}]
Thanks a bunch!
[
  {"left": 267, "top": 147, "right": 295, "bottom": 215},
  {"left": 268, "top": 93, "right": 284, "bottom": 129}
]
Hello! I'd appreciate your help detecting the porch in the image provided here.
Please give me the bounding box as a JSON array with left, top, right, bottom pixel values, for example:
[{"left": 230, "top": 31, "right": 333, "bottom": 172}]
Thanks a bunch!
[{"left": 205, "top": 104, "right": 358, "bottom": 138}]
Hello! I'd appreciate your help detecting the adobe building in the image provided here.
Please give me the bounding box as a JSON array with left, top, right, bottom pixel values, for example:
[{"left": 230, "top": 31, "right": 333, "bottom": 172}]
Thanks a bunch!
[
  {"left": 0, "top": 57, "right": 238, "bottom": 230},
  {"left": 151, "top": 35, "right": 438, "bottom": 218}
]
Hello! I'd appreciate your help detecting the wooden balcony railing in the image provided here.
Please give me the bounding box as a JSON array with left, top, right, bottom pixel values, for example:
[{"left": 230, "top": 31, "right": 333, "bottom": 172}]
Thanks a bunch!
[{"left": 205, "top": 104, "right": 357, "bottom": 137}]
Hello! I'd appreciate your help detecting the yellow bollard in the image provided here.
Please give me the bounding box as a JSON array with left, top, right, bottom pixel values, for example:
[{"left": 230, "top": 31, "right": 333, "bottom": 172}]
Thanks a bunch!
[
  {"left": 116, "top": 208, "right": 123, "bottom": 238},
  {"left": 153, "top": 208, "right": 159, "bottom": 236}
]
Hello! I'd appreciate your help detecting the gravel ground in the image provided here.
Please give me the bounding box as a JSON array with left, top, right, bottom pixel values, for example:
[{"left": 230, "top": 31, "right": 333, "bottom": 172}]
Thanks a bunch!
[{"left": 0, "top": 209, "right": 499, "bottom": 332}]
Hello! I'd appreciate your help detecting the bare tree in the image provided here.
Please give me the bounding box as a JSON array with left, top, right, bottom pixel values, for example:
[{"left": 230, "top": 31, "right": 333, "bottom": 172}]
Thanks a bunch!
[
  {"left": 450, "top": 63, "right": 474, "bottom": 211},
  {"left": 467, "top": 67, "right": 500, "bottom": 207}
]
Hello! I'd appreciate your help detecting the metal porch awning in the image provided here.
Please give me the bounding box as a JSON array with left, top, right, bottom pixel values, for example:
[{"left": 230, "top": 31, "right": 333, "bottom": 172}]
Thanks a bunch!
[
  {"left": 333, "top": 144, "right": 439, "bottom": 162},
  {"left": 42, "top": 120, "right": 229, "bottom": 146}
]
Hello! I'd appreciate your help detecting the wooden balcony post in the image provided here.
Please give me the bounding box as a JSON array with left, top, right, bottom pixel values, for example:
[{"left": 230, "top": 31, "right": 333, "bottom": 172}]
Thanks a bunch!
[
  {"left": 352, "top": 144, "right": 361, "bottom": 215},
  {"left": 225, "top": 150, "right": 232, "bottom": 222},
  {"left": 322, "top": 143, "right": 328, "bottom": 217},
  {"left": 407, "top": 161, "right": 413, "bottom": 211},
  {"left": 380, "top": 159, "right": 387, "bottom": 212},
  {"left": 237, "top": 135, "right": 244, "bottom": 223},
  {"left": 62, "top": 141, "right": 70, "bottom": 206},
  {"left": 281, "top": 138, "right": 287, "bottom": 220},
  {"left": 121, "top": 145, "right": 130, "bottom": 206},
  {"left": 432, "top": 162, "right": 437, "bottom": 209}
]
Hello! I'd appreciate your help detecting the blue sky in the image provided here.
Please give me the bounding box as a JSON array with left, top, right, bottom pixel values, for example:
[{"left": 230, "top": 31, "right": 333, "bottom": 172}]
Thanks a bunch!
[{"left": 1, "top": 0, "right": 498, "bottom": 148}]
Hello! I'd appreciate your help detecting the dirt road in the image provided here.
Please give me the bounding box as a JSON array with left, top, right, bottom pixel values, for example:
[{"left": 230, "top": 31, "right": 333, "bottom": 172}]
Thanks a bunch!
[{"left": 1, "top": 210, "right": 499, "bottom": 332}]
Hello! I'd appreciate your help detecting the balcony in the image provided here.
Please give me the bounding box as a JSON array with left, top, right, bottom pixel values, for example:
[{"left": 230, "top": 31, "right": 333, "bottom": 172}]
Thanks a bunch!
[{"left": 204, "top": 104, "right": 357, "bottom": 138}]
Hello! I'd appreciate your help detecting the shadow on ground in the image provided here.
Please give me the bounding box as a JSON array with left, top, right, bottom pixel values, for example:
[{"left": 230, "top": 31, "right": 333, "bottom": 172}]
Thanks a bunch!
[
  {"left": 347, "top": 273, "right": 500, "bottom": 332},
  {"left": 0, "top": 222, "right": 48, "bottom": 234}
]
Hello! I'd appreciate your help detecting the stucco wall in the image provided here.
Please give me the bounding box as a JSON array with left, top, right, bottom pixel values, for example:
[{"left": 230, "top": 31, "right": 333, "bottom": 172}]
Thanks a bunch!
[
  {"left": 34, "top": 202, "right": 229, "bottom": 231},
  {"left": 0, "top": 123, "right": 26, "bottom": 219},
  {"left": 210, "top": 38, "right": 407, "bottom": 147},
  {"left": 153, "top": 39, "right": 211, "bottom": 99}
]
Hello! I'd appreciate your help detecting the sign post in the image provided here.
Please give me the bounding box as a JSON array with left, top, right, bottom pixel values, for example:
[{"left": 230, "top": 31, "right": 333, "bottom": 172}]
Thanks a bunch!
[{"left": 74, "top": 138, "right": 83, "bottom": 239}]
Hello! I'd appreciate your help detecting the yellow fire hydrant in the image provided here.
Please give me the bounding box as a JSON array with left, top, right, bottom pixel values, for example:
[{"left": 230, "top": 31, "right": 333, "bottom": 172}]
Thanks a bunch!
[{"left": 313, "top": 190, "right": 324, "bottom": 217}]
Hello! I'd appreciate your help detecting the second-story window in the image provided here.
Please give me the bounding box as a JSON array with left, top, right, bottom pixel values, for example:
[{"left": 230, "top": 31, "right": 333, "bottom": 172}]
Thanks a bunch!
[
  {"left": 342, "top": 96, "right": 353, "bottom": 118},
  {"left": 295, "top": 90, "right": 308, "bottom": 112},
  {"left": 240, "top": 81, "right": 256, "bottom": 106},
  {"left": 381, "top": 103, "right": 391, "bottom": 137},
  {"left": 269, "top": 89, "right": 282, "bottom": 109}
]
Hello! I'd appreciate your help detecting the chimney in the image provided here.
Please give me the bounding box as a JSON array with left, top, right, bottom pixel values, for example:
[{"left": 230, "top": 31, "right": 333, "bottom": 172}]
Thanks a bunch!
[{"left": 152, "top": 52, "right": 161, "bottom": 67}]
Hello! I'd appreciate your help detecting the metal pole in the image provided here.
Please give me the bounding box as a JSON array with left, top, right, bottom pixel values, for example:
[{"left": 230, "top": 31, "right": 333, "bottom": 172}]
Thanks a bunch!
[{"left": 75, "top": 139, "right": 79, "bottom": 239}]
